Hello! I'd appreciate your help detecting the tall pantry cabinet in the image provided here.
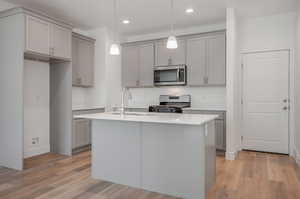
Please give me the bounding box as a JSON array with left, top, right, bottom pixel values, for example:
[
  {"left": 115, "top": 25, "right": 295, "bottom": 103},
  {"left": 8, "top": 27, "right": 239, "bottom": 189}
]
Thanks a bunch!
[{"left": 0, "top": 7, "right": 73, "bottom": 170}]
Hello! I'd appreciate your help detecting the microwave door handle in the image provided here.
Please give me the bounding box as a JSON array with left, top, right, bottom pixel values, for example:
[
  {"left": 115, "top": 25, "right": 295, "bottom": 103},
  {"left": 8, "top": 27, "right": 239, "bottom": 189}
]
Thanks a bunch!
[{"left": 177, "top": 69, "right": 180, "bottom": 81}]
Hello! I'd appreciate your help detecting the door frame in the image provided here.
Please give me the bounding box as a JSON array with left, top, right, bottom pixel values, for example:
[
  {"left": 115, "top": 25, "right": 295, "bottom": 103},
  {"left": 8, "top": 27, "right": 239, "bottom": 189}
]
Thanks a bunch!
[{"left": 240, "top": 49, "right": 293, "bottom": 155}]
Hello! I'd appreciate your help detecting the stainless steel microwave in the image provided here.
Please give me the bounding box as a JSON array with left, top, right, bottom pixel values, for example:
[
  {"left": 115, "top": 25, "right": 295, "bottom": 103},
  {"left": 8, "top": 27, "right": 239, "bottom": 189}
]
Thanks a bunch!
[{"left": 154, "top": 65, "right": 187, "bottom": 86}]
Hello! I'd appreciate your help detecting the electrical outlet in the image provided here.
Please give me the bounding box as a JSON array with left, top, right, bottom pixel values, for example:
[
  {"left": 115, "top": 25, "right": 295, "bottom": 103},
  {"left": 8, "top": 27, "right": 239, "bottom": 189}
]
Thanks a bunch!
[{"left": 32, "top": 137, "right": 39, "bottom": 145}]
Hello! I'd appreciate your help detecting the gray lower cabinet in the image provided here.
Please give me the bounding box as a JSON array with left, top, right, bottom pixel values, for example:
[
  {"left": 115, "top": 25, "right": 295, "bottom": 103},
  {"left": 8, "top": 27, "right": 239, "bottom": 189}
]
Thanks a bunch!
[
  {"left": 183, "top": 110, "right": 226, "bottom": 151},
  {"left": 72, "top": 108, "right": 105, "bottom": 153},
  {"left": 122, "top": 43, "right": 154, "bottom": 88},
  {"left": 187, "top": 33, "right": 226, "bottom": 86},
  {"left": 72, "top": 118, "right": 91, "bottom": 149},
  {"left": 72, "top": 32, "right": 95, "bottom": 87}
]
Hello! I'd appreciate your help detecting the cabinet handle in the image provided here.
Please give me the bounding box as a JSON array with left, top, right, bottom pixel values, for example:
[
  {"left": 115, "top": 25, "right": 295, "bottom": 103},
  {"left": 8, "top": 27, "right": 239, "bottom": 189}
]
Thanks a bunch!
[
  {"left": 136, "top": 80, "right": 139, "bottom": 86},
  {"left": 50, "top": 47, "right": 54, "bottom": 56},
  {"left": 168, "top": 57, "right": 172, "bottom": 65},
  {"left": 77, "top": 77, "right": 82, "bottom": 84},
  {"left": 204, "top": 76, "right": 208, "bottom": 84}
]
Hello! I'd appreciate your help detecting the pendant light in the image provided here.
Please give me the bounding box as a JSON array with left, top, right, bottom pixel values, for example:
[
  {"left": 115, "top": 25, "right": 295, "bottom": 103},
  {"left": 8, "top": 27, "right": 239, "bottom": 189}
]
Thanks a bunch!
[
  {"left": 110, "top": 0, "right": 120, "bottom": 55},
  {"left": 167, "top": 0, "right": 178, "bottom": 49}
]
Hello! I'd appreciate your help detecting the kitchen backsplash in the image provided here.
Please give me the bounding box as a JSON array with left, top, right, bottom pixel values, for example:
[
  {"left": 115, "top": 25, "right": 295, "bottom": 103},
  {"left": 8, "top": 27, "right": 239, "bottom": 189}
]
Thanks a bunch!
[{"left": 127, "top": 87, "right": 226, "bottom": 110}]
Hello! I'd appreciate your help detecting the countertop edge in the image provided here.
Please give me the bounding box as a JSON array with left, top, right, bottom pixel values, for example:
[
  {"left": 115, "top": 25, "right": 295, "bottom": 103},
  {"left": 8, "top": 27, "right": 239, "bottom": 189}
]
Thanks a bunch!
[{"left": 74, "top": 113, "right": 219, "bottom": 126}]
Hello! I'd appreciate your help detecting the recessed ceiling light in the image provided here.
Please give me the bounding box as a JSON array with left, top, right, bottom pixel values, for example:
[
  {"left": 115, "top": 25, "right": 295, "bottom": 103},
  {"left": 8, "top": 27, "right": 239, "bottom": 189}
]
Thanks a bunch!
[
  {"left": 185, "top": 8, "right": 194, "bottom": 14},
  {"left": 122, "top": 20, "right": 130, "bottom": 24}
]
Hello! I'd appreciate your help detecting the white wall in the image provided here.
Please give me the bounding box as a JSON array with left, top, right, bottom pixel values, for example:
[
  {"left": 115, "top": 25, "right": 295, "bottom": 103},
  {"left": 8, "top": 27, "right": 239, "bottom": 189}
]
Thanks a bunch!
[
  {"left": 239, "top": 12, "right": 296, "bottom": 52},
  {"left": 24, "top": 60, "right": 50, "bottom": 158},
  {"left": 294, "top": 2, "right": 300, "bottom": 164},
  {"left": 72, "top": 27, "right": 122, "bottom": 111}
]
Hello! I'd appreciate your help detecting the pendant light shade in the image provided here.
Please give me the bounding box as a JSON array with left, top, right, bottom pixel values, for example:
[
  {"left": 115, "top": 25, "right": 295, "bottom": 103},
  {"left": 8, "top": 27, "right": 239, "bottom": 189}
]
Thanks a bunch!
[
  {"left": 166, "top": 0, "right": 177, "bottom": 49},
  {"left": 167, "top": 35, "right": 178, "bottom": 49},
  {"left": 110, "top": 43, "right": 120, "bottom": 55},
  {"left": 110, "top": 0, "right": 120, "bottom": 55}
]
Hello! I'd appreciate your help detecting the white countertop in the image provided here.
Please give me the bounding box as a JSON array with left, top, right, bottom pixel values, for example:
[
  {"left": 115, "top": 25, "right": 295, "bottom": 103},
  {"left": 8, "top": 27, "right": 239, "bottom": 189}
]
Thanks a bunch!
[
  {"left": 115, "top": 106, "right": 226, "bottom": 112},
  {"left": 72, "top": 106, "right": 105, "bottom": 111},
  {"left": 75, "top": 112, "right": 218, "bottom": 126}
]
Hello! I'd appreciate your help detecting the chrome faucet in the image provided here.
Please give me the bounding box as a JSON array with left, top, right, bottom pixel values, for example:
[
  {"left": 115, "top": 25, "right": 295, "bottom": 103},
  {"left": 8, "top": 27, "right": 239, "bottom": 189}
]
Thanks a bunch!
[{"left": 120, "top": 87, "right": 132, "bottom": 115}]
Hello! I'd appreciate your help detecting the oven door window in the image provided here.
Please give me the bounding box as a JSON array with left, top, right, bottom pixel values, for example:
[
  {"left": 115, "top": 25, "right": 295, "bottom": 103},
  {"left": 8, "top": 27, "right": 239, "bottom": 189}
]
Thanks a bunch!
[{"left": 154, "top": 69, "right": 178, "bottom": 83}]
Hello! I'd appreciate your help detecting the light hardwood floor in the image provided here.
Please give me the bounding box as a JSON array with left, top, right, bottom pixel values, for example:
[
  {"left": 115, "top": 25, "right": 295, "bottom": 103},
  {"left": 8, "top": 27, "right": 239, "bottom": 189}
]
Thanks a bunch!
[{"left": 0, "top": 151, "right": 299, "bottom": 199}]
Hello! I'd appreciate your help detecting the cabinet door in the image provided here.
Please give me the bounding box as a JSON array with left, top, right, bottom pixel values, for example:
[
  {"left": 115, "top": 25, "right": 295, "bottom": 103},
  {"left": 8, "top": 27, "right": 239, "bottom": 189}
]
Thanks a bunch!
[
  {"left": 25, "top": 16, "right": 50, "bottom": 55},
  {"left": 139, "top": 44, "right": 154, "bottom": 87},
  {"left": 78, "top": 39, "right": 94, "bottom": 87},
  {"left": 122, "top": 45, "right": 139, "bottom": 87},
  {"left": 72, "top": 37, "right": 81, "bottom": 85},
  {"left": 155, "top": 40, "right": 186, "bottom": 66},
  {"left": 187, "top": 37, "right": 207, "bottom": 86},
  {"left": 207, "top": 35, "right": 226, "bottom": 85},
  {"left": 50, "top": 24, "right": 71, "bottom": 59},
  {"left": 215, "top": 120, "right": 225, "bottom": 150},
  {"left": 73, "top": 119, "right": 90, "bottom": 149},
  {"left": 170, "top": 39, "right": 186, "bottom": 65}
]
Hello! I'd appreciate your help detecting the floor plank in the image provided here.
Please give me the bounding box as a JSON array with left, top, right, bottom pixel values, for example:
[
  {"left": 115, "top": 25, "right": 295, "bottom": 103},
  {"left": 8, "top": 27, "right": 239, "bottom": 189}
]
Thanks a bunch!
[{"left": 0, "top": 151, "right": 299, "bottom": 199}]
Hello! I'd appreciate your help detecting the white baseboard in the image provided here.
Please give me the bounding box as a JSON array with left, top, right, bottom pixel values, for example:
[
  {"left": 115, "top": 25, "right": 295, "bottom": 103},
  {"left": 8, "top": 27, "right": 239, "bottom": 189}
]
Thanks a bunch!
[
  {"left": 293, "top": 147, "right": 300, "bottom": 167},
  {"left": 24, "top": 145, "right": 50, "bottom": 158},
  {"left": 225, "top": 151, "right": 237, "bottom": 160}
]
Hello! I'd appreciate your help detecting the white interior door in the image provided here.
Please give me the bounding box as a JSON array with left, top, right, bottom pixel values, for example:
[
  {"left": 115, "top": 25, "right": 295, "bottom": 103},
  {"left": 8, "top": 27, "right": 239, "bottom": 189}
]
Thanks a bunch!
[{"left": 242, "top": 50, "right": 289, "bottom": 154}]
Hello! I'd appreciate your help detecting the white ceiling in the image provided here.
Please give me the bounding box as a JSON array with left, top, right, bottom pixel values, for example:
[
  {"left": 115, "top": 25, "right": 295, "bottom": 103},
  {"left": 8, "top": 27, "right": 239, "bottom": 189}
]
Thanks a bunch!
[{"left": 3, "top": 0, "right": 298, "bottom": 36}]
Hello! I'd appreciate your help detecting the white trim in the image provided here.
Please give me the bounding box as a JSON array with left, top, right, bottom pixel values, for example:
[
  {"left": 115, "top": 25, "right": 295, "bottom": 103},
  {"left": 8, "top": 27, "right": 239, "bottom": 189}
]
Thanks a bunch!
[
  {"left": 122, "top": 22, "right": 226, "bottom": 43},
  {"left": 225, "top": 151, "right": 237, "bottom": 160},
  {"left": 24, "top": 146, "right": 50, "bottom": 158},
  {"left": 240, "top": 49, "right": 293, "bottom": 155},
  {"left": 293, "top": 147, "right": 300, "bottom": 167}
]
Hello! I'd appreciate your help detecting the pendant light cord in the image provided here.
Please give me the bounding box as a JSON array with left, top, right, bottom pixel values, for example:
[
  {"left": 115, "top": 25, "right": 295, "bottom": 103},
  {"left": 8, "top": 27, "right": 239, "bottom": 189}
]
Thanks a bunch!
[
  {"left": 113, "top": 0, "right": 117, "bottom": 41},
  {"left": 170, "top": 0, "right": 174, "bottom": 34}
]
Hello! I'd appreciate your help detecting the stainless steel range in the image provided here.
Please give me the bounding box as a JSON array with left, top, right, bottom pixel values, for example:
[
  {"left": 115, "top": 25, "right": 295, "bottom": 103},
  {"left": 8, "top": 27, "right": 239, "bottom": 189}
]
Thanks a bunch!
[{"left": 149, "top": 95, "right": 191, "bottom": 113}]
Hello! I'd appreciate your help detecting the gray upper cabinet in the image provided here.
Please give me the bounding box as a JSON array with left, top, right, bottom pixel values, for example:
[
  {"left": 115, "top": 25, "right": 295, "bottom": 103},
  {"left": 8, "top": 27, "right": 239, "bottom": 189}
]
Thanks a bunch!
[
  {"left": 122, "top": 45, "right": 139, "bottom": 87},
  {"left": 187, "top": 37, "right": 207, "bottom": 86},
  {"left": 139, "top": 44, "right": 154, "bottom": 87},
  {"left": 121, "top": 32, "right": 225, "bottom": 88},
  {"left": 155, "top": 39, "right": 186, "bottom": 66},
  {"left": 50, "top": 24, "right": 71, "bottom": 59},
  {"left": 25, "top": 15, "right": 72, "bottom": 60},
  {"left": 207, "top": 35, "right": 226, "bottom": 85},
  {"left": 25, "top": 15, "right": 50, "bottom": 55},
  {"left": 187, "top": 33, "right": 226, "bottom": 86},
  {"left": 122, "top": 43, "right": 154, "bottom": 88},
  {"left": 72, "top": 33, "right": 95, "bottom": 87}
]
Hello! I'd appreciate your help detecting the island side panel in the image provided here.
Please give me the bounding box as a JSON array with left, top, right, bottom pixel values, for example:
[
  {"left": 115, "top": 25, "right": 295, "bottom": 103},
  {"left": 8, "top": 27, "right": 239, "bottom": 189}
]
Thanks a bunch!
[
  {"left": 205, "top": 121, "right": 216, "bottom": 197},
  {"left": 91, "top": 120, "right": 141, "bottom": 188},
  {"left": 141, "top": 123, "right": 207, "bottom": 199}
]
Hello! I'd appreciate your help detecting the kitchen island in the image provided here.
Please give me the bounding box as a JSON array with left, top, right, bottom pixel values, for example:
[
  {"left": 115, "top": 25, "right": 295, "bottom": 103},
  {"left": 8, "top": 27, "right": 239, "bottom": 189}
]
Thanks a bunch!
[{"left": 75, "top": 112, "right": 218, "bottom": 199}]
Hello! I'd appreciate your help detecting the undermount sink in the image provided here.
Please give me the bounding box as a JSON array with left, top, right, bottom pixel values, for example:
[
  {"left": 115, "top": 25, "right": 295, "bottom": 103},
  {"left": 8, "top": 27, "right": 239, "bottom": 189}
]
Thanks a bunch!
[{"left": 109, "top": 112, "right": 152, "bottom": 116}]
